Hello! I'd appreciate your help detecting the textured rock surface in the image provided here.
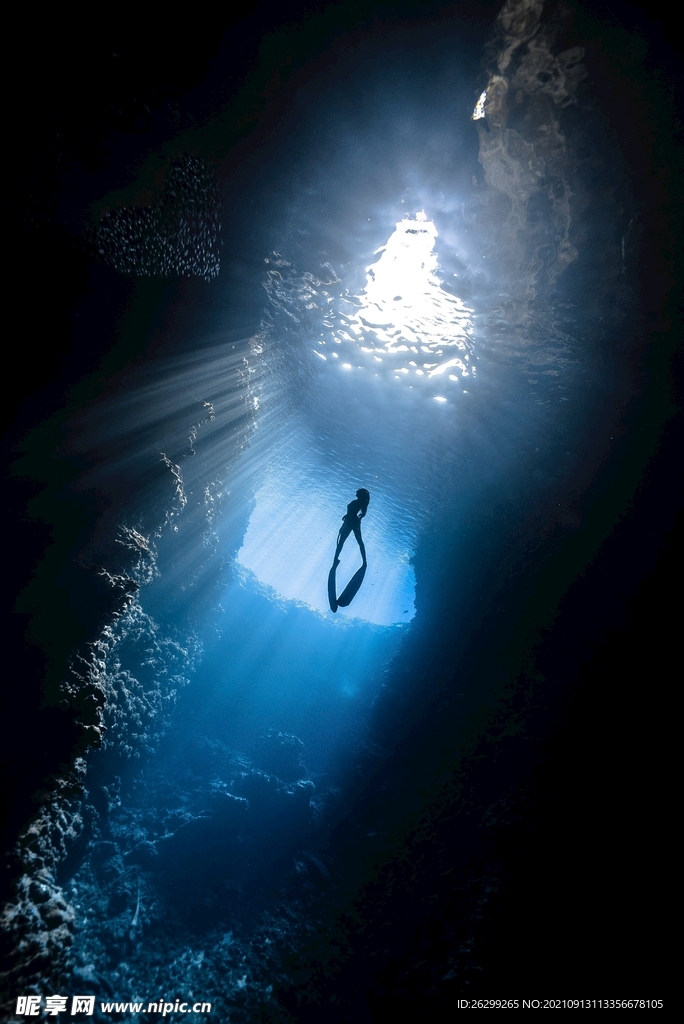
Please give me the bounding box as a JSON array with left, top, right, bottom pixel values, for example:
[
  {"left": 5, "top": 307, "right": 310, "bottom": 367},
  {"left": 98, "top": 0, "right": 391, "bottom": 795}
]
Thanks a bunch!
[
  {"left": 474, "top": 0, "right": 630, "bottom": 367},
  {"left": 54, "top": 732, "right": 320, "bottom": 1021}
]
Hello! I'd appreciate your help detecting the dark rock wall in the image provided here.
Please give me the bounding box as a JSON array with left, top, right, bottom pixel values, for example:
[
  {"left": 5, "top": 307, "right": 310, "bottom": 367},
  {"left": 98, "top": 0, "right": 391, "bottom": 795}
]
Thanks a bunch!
[{"left": 474, "top": 0, "right": 631, "bottom": 363}]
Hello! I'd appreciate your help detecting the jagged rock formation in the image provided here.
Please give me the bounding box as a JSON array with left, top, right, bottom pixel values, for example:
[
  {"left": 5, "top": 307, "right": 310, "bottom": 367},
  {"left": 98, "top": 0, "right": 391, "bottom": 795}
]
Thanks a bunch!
[
  {"left": 0, "top": 758, "right": 88, "bottom": 1013},
  {"left": 476, "top": 0, "right": 585, "bottom": 304},
  {"left": 474, "top": 0, "right": 629, "bottom": 348},
  {"left": 1, "top": 363, "right": 259, "bottom": 1016},
  {"left": 0, "top": 536, "right": 197, "bottom": 1013},
  {"left": 53, "top": 734, "right": 316, "bottom": 1020}
]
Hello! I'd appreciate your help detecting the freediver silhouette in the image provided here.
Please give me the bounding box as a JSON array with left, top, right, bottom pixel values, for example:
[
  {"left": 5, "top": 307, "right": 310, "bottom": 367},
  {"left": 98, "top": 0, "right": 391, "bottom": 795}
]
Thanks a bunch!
[{"left": 328, "top": 488, "right": 370, "bottom": 613}]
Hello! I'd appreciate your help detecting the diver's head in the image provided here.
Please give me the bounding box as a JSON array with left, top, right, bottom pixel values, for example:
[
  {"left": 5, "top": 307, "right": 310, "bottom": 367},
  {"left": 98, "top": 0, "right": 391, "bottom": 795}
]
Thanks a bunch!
[{"left": 356, "top": 488, "right": 370, "bottom": 505}]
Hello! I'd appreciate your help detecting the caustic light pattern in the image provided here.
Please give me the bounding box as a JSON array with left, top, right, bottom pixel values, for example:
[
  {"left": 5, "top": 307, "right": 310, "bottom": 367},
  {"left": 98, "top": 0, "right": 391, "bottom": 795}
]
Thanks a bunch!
[
  {"left": 330, "top": 213, "right": 474, "bottom": 389},
  {"left": 266, "top": 213, "right": 475, "bottom": 398}
]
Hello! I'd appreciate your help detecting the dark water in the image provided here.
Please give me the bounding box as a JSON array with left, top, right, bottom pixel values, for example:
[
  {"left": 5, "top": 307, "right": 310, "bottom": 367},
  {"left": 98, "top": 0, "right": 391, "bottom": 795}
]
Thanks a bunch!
[{"left": 2, "top": 2, "right": 680, "bottom": 1019}]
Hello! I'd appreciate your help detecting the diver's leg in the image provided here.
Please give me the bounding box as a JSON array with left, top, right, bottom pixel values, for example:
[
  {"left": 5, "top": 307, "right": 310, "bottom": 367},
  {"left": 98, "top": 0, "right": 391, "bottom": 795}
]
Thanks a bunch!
[
  {"left": 334, "top": 522, "right": 351, "bottom": 564},
  {"left": 353, "top": 522, "right": 367, "bottom": 566}
]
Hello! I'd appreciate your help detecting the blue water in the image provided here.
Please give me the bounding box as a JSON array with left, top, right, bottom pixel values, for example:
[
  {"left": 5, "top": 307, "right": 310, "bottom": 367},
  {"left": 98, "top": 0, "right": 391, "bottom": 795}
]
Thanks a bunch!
[{"left": 99, "top": 203, "right": 571, "bottom": 774}]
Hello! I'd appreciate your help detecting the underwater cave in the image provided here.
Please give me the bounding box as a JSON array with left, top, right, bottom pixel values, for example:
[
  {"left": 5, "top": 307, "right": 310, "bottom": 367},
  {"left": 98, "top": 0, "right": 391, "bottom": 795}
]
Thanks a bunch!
[{"left": 2, "top": 1, "right": 679, "bottom": 1019}]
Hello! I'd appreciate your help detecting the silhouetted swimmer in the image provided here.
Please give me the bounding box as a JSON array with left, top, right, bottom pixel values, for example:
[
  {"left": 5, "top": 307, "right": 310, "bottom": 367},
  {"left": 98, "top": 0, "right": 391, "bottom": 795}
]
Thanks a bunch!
[{"left": 334, "top": 488, "right": 370, "bottom": 567}]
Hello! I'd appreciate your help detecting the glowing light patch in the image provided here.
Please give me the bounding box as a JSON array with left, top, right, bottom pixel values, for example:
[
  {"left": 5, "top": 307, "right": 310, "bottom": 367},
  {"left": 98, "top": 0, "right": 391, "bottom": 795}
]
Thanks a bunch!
[
  {"left": 332, "top": 212, "right": 473, "bottom": 393},
  {"left": 238, "top": 469, "right": 416, "bottom": 626},
  {"left": 428, "top": 357, "right": 467, "bottom": 377},
  {"left": 472, "top": 90, "right": 487, "bottom": 120},
  {"left": 261, "top": 214, "right": 475, "bottom": 403}
]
